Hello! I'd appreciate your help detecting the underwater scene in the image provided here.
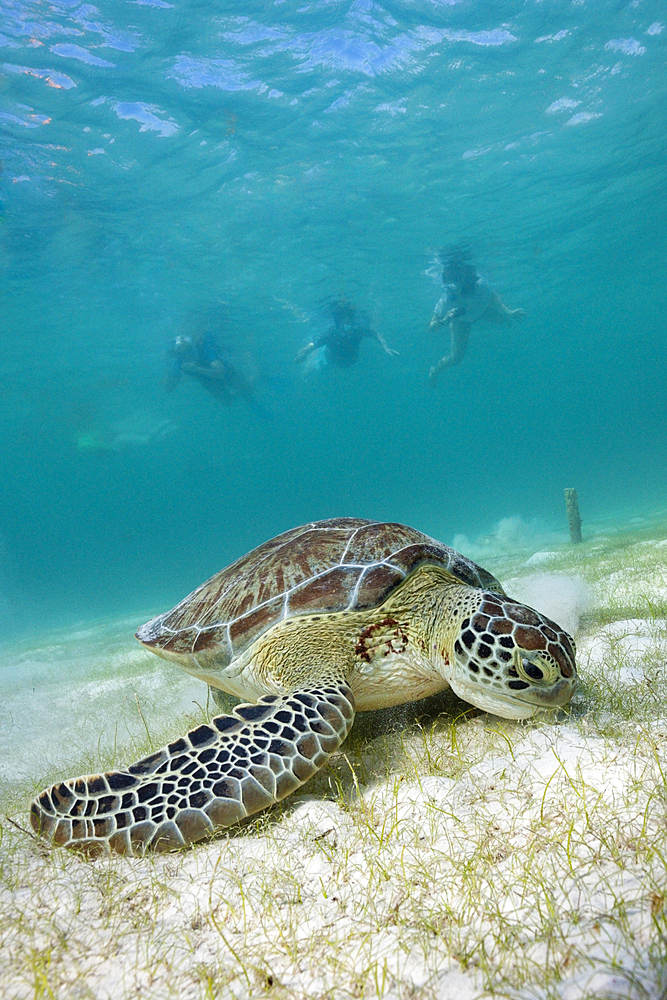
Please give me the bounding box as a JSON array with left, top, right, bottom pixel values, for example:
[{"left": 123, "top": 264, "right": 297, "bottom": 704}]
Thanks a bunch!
[{"left": 1, "top": 0, "right": 667, "bottom": 997}]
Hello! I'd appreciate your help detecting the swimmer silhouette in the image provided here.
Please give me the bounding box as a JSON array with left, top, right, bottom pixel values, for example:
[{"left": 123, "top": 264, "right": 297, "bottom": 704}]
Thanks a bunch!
[
  {"left": 296, "top": 299, "right": 398, "bottom": 368},
  {"left": 429, "top": 247, "right": 525, "bottom": 386},
  {"left": 167, "top": 327, "right": 269, "bottom": 417}
]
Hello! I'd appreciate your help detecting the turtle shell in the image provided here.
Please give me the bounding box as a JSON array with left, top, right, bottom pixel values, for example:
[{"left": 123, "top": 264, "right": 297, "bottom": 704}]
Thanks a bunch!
[{"left": 136, "top": 518, "right": 504, "bottom": 669}]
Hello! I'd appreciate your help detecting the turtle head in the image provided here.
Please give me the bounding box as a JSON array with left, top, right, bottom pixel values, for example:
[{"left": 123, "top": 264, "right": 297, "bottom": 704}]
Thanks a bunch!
[{"left": 446, "top": 592, "right": 577, "bottom": 720}]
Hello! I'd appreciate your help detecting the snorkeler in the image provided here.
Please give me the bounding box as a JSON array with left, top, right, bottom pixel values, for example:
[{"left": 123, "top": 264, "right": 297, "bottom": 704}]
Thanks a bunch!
[
  {"left": 295, "top": 299, "right": 398, "bottom": 368},
  {"left": 167, "top": 329, "right": 268, "bottom": 415},
  {"left": 428, "top": 248, "right": 525, "bottom": 386}
]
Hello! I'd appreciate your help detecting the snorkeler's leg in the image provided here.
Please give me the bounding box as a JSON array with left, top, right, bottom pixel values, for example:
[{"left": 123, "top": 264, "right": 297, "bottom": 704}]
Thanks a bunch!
[
  {"left": 164, "top": 371, "right": 182, "bottom": 393},
  {"left": 204, "top": 382, "right": 233, "bottom": 405},
  {"left": 429, "top": 321, "right": 470, "bottom": 386}
]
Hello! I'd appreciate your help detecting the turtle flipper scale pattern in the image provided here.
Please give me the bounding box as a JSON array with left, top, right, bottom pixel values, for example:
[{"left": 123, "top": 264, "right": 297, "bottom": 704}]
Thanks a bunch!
[{"left": 30, "top": 684, "right": 355, "bottom": 856}]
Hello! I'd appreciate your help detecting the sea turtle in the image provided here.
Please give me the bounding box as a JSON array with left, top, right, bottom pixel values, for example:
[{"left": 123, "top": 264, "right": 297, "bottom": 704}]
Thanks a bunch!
[{"left": 30, "top": 518, "right": 577, "bottom": 856}]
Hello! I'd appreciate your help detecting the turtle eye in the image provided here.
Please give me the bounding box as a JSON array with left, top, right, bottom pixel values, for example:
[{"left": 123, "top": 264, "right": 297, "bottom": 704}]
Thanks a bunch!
[{"left": 521, "top": 658, "right": 544, "bottom": 681}]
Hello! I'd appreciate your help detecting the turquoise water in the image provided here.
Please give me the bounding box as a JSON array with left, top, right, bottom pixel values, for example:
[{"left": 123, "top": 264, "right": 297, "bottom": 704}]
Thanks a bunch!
[{"left": 1, "top": 1, "right": 666, "bottom": 643}]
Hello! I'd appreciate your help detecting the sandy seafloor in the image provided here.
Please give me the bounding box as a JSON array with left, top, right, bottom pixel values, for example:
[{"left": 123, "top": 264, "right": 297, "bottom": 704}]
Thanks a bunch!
[{"left": 2, "top": 512, "right": 667, "bottom": 1000}]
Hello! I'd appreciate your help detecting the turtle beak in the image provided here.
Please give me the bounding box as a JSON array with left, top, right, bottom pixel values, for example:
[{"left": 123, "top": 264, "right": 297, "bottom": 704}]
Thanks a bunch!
[{"left": 517, "top": 675, "right": 576, "bottom": 709}]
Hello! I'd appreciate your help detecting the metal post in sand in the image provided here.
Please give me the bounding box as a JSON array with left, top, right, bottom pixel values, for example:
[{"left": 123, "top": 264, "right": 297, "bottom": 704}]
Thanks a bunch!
[{"left": 564, "top": 488, "right": 582, "bottom": 544}]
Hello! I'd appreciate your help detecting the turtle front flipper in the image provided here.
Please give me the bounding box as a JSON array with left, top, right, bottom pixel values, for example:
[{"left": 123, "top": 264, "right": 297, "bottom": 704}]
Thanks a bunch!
[{"left": 30, "top": 684, "right": 355, "bottom": 856}]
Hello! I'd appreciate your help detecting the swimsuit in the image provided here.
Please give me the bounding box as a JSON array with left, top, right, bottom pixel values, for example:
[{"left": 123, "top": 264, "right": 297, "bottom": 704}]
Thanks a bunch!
[{"left": 434, "top": 279, "right": 494, "bottom": 325}]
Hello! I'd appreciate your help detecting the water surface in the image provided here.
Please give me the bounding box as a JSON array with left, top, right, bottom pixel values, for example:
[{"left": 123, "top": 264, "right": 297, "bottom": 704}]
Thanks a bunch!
[{"left": 1, "top": 0, "right": 665, "bottom": 688}]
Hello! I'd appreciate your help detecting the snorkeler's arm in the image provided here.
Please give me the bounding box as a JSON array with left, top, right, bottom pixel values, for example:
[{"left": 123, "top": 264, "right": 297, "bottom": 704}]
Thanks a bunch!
[
  {"left": 295, "top": 342, "right": 317, "bottom": 363},
  {"left": 430, "top": 306, "right": 465, "bottom": 329},
  {"left": 487, "top": 292, "right": 526, "bottom": 322},
  {"left": 372, "top": 329, "right": 399, "bottom": 357},
  {"left": 295, "top": 329, "right": 330, "bottom": 363},
  {"left": 430, "top": 289, "right": 468, "bottom": 329},
  {"left": 430, "top": 293, "right": 447, "bottom": 327}
]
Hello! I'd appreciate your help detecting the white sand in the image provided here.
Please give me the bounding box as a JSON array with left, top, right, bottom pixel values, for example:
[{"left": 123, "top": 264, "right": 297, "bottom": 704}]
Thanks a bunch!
[
  {"left": 0, "top": 616, "right": 205, "bottom": 788},
  {"left": 2, "top": 525, "right": 667, "bottom": 999}
]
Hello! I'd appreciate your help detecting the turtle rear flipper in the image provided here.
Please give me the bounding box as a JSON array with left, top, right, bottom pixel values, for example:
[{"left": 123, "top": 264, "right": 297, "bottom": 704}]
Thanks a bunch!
[{"left": 30, "top": 684, "right": 355, "bottom": 856}]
